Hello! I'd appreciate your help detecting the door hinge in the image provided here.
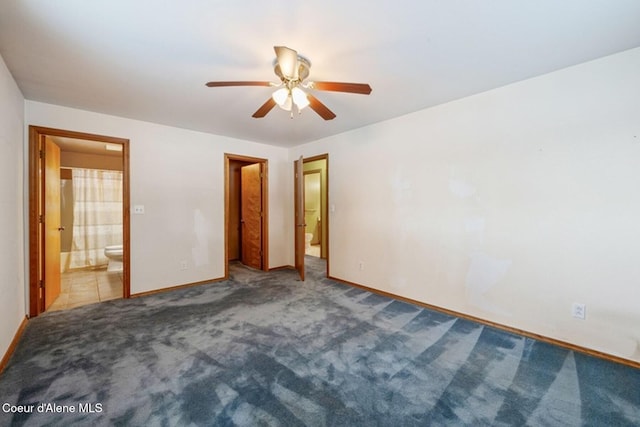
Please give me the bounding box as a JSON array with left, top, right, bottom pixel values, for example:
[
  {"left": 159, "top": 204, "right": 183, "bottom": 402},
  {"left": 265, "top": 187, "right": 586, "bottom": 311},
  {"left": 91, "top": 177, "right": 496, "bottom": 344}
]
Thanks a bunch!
[
  {"left": 39, "top": 280, "right": 44, "bottom": 288},
  {"left": 39, "top": 215, "right": 44, "bottom": 223},
  {"left": 39, "top": 150, "right": 44, "bottom": 159}
]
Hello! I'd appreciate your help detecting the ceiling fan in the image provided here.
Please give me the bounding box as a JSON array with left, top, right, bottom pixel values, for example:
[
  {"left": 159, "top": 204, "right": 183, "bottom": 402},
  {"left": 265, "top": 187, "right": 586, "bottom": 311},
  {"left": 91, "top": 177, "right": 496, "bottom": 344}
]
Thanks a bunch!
[{"left": 205, "top": 46, "right": 372, "bottom": 120}]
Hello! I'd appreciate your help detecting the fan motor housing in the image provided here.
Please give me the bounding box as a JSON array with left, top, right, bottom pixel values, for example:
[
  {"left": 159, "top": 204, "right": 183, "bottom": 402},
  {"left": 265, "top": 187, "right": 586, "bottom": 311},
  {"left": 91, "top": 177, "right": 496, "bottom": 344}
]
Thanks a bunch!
[{"left": 273, "top": 55, "right": 311, "bottom": 82}]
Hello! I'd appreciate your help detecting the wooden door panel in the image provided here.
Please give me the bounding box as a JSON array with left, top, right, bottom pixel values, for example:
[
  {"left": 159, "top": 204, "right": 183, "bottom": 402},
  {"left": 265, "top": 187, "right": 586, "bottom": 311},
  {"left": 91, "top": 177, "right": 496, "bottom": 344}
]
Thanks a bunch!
[
  {"left": 44, "top": 137, "right": 61, "bottom": 309},
  {"left": 228, "top": 163, "right": 242, "bottom": 261},
  {"left": 294, "top": 156, "right": 305, "bottom": 280},
  {"left": 241, "top": 163, "right": 262, "bottom": 269}
]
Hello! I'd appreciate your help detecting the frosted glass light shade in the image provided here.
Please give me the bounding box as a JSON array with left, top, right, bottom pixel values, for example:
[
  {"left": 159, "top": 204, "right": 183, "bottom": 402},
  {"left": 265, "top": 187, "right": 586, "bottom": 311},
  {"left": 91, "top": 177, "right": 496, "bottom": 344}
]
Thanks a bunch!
[
  {"left": 272, "top": 88, "right": 289, "bottom": 105},
  {"left": 280, "top": 95, "right": 293, "bottom": 111},
  {"left": 291, "top": 87, "right": 309, "bottom": 110}
]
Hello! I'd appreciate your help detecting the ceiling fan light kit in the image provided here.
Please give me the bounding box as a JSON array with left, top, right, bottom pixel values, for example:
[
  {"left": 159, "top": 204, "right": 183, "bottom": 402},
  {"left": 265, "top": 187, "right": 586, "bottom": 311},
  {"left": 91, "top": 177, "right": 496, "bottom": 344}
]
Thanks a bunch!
[
  {"left": 205, "top": 46, "right": 371, "bottom": 120},
  {"left": 273, "top": 86, "right": 310, "bottom": 113}
]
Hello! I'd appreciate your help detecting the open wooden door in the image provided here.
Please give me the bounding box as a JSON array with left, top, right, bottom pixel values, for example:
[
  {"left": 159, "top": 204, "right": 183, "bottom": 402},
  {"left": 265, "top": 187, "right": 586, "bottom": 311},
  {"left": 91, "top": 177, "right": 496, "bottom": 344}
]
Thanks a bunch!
[
  {"left": 241, "top": 163, "right": 263, "bottom": 269},
  {"left": 44, "top": 137, "right": 62, "bottom": 310},
  {"left": 294, "top": 156, "right": 305, "bottom": 280}
]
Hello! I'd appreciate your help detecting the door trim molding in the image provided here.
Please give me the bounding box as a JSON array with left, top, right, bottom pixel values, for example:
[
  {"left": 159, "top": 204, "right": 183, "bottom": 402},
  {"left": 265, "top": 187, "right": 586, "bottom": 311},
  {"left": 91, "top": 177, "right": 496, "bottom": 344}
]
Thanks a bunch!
[
  {"left": 224, "top": 153, "right": 269, "bottom": 278},
  {"left": 28, "top": 126, "right": 131, "bottom": 317}
]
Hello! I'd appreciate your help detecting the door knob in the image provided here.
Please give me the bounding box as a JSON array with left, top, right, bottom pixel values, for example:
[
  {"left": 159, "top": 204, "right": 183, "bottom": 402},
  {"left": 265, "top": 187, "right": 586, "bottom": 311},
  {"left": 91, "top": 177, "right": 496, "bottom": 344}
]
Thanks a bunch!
[{"left": 57, "top": 226, "right": 65, "bottom": 231}]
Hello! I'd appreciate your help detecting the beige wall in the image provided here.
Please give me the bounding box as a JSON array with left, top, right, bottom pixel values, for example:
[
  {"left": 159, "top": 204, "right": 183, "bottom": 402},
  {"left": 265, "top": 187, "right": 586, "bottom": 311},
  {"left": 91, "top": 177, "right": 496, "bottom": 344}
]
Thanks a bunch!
[
  {"left": 292, "top": 47, "right": 640, "bottom": 363},
  {"left": 0, "top": 53, "right": 25, "bottom": 359},
  {"left": 61, "top": 151, "right": 123, "bottom": 171}
]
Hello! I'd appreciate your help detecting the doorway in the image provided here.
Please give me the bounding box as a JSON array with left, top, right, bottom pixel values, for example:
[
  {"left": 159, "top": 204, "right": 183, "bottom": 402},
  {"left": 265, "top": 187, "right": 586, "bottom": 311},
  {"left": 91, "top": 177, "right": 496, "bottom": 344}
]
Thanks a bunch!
[
  {"left": 225, "top": 154, "right": 269, "bottom": 277},
  {"left": 28, "top": 126, "right": 130, "bottom": 317},
  {"left": 303, "top": 170, "right": 322, "bottom": 258},
  {"left": 294, "top": 154, "right": 329, "bottom": 280}
]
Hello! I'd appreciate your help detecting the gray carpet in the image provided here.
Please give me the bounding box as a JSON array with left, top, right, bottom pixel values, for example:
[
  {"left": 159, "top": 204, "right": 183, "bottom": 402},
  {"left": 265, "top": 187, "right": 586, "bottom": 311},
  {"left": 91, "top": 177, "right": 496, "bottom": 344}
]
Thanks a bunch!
[{"left": 1, "top": 256, "right": 639, "bottom": 426}]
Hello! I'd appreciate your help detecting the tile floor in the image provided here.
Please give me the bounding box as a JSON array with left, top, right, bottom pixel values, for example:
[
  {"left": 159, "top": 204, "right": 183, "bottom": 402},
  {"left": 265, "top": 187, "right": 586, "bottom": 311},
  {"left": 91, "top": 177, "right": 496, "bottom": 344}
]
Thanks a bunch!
[{"left": 48, "top": 268, "right": 123, "bottom": 312}]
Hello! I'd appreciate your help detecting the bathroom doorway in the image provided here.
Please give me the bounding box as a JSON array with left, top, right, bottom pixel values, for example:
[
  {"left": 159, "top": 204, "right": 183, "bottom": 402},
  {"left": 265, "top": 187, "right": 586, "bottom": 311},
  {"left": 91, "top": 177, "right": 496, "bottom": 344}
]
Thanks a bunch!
[
  {"left": 303, "top": 155, "right": 328, "bottom": 260},
  {"left": 224, "top": 154, "right": 269, "bottom": 277},
  {"left": 295, "top": 154, "right": 329, "bottom": 278},
  {"left": 28, "top": 126, "right": 130, "bottom": 317},
  {"left": 303, "top": 170, "right": 322, "bottom": 258}
]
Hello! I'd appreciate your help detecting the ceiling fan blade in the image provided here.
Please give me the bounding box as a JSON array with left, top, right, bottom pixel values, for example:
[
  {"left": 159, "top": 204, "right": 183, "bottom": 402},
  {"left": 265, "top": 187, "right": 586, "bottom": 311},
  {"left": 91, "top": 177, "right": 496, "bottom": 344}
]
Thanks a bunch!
[
  {"left": 252, "top": 98, "right": 277, "bottom": 118},
  {"left": 206, "top": 81, "right": 272, "bottom": 87},
  {"left": 274, "top": 46, "right": 299, "bottom": 80},
  {"left": 307, "top": 94, "right": 336, "bottom": 120},
  {"left": 310, "top": 81, "right": 372, "bottom": 95}
]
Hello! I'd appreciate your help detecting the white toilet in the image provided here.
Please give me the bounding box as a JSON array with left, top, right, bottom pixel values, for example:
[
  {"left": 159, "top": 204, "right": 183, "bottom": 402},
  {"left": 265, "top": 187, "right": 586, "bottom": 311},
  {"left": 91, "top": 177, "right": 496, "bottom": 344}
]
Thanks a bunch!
[
  {"left": 305, "top": 233, "right": 313, "bottom": 250},
  {"left": 104, "top": 244, "right": 123, "bottom": 272}
]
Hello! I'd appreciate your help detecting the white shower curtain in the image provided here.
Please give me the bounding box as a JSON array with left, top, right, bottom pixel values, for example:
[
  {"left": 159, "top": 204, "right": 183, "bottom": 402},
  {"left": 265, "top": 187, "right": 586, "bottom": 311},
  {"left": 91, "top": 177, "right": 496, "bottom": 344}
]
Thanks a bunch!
[{"left": 69, "top": 168, "right": 123, "bottom": 269}]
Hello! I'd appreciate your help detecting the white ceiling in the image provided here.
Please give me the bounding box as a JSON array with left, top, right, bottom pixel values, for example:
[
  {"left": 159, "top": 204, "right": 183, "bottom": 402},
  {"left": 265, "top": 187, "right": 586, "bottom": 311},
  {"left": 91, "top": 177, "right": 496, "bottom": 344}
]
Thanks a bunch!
[{"left": 1, "top": 1, "right": 640, "bottom": 148}]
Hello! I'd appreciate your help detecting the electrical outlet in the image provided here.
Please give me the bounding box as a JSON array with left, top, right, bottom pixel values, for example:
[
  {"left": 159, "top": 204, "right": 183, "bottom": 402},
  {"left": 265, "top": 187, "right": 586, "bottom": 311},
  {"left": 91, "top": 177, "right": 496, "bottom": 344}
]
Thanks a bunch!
[
  {"left": 572, "top": 303, "right": 586, "bottom": 320},
  {"left": 359, "top": 261, "right": 365, "bottom": 271},
  {"left": 180, "top": 260, "right": 188, "bottom": 270}
]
